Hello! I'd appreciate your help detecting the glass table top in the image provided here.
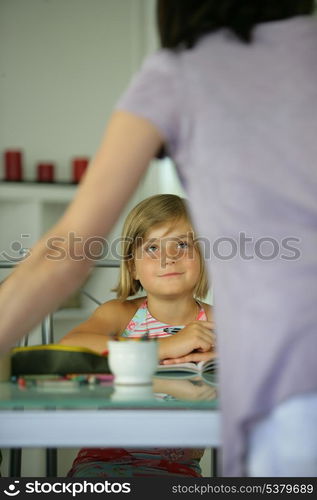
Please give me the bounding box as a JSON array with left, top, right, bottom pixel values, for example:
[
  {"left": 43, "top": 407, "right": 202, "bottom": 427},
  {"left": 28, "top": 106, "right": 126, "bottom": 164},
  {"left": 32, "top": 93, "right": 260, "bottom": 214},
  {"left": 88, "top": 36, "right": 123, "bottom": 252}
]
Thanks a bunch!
[{"left": 0, "top": 373, "right": 218, "bottom": 410}]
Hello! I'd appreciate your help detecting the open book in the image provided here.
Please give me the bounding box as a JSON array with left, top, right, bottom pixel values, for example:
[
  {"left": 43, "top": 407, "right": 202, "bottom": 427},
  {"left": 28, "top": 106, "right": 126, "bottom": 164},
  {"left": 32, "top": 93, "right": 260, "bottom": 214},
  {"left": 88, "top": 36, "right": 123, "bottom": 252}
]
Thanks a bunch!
[{"left": 155, "top": 357, "right": 217, "bottom": 378}]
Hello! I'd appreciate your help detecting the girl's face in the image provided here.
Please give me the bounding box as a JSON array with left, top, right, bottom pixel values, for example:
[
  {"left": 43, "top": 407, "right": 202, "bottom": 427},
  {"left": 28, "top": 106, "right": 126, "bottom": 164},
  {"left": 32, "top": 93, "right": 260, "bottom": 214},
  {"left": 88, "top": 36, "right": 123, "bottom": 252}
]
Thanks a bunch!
[{"left": 133, "top": 218, "right": 201, "bottom": 299}]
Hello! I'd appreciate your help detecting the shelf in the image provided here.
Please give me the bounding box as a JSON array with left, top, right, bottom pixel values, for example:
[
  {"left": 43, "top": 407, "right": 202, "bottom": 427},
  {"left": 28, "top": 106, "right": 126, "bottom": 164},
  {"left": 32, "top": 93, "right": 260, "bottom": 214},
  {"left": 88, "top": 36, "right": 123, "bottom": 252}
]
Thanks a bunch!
[{"left": 0, "top": 182, "right": 77, "bottom": 203}]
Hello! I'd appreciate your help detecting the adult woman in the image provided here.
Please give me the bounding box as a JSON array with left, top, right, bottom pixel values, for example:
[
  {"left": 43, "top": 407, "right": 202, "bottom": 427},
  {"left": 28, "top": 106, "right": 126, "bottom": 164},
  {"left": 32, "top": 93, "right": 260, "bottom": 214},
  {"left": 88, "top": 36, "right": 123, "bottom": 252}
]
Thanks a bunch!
[{"left": 1, "top": 1, "right": 316, "bottom": 476}]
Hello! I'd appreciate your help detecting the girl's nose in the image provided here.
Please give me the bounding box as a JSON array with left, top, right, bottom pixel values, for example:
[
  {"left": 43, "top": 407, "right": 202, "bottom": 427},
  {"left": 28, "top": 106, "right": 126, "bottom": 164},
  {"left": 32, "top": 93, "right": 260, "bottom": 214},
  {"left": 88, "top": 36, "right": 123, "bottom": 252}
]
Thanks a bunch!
[{"left": 160, "top": 247, "right": 177, "bottom": 268}]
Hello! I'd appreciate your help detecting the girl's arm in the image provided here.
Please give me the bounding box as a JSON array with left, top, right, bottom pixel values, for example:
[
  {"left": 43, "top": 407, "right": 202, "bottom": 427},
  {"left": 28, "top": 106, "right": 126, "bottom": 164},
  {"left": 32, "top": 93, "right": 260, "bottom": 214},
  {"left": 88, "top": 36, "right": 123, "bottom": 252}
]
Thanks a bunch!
[
  {"left": 157, "top": 320, "right": 216, "bottom": 362},
  {"left": 158, "top": 306, "right": 216, "bottom": 362},
  {"left": 58, "top": 299, "right": 132, "bottom": 353},
  {"left": 0, "top": 112, "right": 163, "bottom": 352}
]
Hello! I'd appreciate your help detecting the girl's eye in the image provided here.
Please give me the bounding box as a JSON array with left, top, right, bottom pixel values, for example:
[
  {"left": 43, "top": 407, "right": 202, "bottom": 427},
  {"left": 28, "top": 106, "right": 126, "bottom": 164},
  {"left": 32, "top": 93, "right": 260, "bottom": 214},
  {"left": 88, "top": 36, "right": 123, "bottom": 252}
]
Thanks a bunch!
[
  {"left": 177, "top": 241, "right": 189, "bottom": 249},
  {"left": 146, "top": 244, "right": 159, "bottom": 253}
]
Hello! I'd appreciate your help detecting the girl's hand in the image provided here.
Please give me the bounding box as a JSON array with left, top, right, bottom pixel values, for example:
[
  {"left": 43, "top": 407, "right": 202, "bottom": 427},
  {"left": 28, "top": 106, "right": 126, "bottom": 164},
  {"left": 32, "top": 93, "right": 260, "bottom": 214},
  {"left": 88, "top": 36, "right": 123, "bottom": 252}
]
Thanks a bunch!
[
  {"left": 158, "top": 320, "right": 216, "bottom": 361},
  {"left": 161, "top": 349, "right": 217, "bottom": 365}
]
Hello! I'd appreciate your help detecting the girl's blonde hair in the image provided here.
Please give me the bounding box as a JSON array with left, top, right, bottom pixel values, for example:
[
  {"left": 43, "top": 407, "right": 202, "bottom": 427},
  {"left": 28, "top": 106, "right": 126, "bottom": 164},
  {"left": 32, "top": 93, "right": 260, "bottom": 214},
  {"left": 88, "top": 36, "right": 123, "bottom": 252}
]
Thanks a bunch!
[{"left": 113, "top": 194, "right": 209, "bottom": 300}]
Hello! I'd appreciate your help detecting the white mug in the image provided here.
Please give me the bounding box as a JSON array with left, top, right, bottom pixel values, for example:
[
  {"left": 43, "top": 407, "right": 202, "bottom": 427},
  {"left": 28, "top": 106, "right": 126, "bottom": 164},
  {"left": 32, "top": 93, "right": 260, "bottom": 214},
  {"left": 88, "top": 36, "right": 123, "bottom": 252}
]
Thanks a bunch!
[{"left": 108, "top": 339, "right": 158, "bottom": 385}]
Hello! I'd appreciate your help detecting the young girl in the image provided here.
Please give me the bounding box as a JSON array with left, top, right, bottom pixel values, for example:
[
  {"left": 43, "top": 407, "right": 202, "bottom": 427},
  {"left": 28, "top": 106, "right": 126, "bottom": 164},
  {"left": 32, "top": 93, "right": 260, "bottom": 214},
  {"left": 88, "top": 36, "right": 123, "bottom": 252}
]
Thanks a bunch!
[{"left": 59, "top": 193, "right": 216, "bottom": 477}]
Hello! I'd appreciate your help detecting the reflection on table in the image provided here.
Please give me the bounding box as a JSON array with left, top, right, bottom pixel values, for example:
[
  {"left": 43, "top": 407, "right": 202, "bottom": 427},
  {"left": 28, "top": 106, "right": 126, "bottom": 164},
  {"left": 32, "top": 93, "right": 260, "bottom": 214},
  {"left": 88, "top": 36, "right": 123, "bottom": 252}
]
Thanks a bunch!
[{"left": 0, "top": 373, "right": 218, "bottom": 409}]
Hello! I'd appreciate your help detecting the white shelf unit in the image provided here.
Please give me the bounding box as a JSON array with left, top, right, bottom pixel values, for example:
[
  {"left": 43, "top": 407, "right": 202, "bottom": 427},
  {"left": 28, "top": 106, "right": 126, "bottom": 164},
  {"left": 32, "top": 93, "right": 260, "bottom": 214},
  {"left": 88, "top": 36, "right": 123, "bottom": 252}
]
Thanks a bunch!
[{"left": 0, "top": 182, "right": 119, "bottom": 344}]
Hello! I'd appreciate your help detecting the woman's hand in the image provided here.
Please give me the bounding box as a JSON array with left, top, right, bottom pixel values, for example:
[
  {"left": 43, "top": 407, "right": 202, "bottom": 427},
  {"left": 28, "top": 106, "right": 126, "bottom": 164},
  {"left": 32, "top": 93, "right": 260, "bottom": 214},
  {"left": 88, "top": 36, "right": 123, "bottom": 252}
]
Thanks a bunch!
[{"left": 158, "top": 320, "right": 216, "bottom": 361}]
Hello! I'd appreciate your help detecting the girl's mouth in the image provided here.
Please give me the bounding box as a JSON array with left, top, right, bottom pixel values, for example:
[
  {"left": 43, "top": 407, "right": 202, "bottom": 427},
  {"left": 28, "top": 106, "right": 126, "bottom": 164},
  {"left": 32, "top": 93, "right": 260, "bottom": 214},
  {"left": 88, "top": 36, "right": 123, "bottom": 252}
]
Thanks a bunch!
[{"left": 159, "top": 272, "right": 184, "bottom": 277}]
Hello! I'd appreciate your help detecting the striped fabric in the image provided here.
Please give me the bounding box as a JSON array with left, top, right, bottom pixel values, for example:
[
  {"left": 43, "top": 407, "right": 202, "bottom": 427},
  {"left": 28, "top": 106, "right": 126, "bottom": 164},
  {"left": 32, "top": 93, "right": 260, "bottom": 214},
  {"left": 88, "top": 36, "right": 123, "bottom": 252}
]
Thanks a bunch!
[{"left": 122, "top": 299, "right": 207, "bottom": 338}]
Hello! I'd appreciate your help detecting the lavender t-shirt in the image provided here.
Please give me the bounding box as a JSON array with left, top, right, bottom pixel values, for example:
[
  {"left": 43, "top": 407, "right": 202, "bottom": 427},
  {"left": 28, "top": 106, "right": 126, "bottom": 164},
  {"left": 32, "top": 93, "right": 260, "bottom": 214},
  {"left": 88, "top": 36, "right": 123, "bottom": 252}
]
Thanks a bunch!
[{"left": 116, "top": 17, "right": 317, "bottom": 476}]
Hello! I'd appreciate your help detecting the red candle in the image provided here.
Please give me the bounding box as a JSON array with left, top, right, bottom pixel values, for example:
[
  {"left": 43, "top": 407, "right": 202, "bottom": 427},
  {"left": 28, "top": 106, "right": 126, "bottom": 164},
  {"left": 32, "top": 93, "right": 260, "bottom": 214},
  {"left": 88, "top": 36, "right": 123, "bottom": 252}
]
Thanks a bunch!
[
  {"left": 4, "top": 150, "right": 23, "bottom": 181},
  {"left": 37, "top": 162, "right": 55, "bottom": 183},
  {"left": 72, "top": 157, "right": 89, "bottom": 183}
]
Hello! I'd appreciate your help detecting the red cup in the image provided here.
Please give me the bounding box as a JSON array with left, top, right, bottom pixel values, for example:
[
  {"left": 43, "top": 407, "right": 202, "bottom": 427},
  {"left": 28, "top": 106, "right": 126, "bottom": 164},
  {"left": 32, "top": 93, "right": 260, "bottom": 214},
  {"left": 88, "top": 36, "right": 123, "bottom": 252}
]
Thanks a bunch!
[
  {"left": 37, "top": 162, "right": 55, "bottom": 183},
  {"left": 72, "top": 157, "right": 89, "bottom": 183},
  {"left": 4, "top": 150, "right": 23, "bottom": 181}
]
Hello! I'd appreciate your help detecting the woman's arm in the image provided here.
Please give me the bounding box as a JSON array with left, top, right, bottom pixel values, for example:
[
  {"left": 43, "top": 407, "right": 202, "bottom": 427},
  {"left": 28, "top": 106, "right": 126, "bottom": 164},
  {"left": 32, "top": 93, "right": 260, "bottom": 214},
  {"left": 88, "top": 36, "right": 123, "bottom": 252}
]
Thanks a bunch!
[{"left": 0, "top": 112, "right": 163, "bottom": 352}]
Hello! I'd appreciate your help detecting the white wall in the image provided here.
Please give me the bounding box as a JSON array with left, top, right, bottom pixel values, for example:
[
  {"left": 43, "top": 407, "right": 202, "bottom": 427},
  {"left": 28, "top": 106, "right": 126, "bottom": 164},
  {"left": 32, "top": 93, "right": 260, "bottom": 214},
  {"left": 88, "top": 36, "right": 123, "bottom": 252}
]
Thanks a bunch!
[{"left": 0, "top": 0, "right": 148, "bottom": 181}]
